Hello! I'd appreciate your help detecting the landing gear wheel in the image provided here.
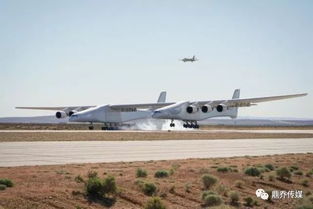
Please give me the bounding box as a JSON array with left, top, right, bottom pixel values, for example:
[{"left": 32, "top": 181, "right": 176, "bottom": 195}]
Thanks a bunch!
[
  {"left": 101, "top": 126, "right": 108, "bottom": 130},
  {"left": 170, "top": 119, "right": 175, "bottom": 128},
  {"left": 183, "top": 121, "right": 199, "bottom": 129},
  {"left": 89, "top": 126, "right": 94, "bottom": 130}
]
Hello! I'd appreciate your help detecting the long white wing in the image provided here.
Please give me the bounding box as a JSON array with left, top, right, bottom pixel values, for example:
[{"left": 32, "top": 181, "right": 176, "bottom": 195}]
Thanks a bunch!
[
  {"left": 16, "top": 106, "right": 95, "bottom": 111},
  {"left": 15, "top": 103, "right": 172, "bottom": 112},
  {"left": 198, "top": 93, "right": 307, "bottom": 107},
  {"left": 104, "top": 93, "right": 307, "bottom": 110},
  {"left": 110, "top": 102, "right": 174, "bottom": 110},
  {"left": 15, "top": 93, "right": 307, "bottom": 112}
]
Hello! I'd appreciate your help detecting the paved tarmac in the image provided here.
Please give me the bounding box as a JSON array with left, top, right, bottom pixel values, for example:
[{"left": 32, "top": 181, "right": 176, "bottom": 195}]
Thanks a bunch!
[
  {"left": 1, "top": 129, "right": 313, "bottom": 133},
  {"left": 0, "top": 138, "right": 312, "bottom": 167}
]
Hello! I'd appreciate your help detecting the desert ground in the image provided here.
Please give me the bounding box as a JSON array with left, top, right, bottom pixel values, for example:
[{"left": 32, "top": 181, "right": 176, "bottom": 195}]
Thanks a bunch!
[
  {"left": 0, "top": 124, "right": 312, "bottom": 208},
  {"left": 0, "top": 153, "right": 312, "bottom": 209},
  {"left": 1, "top": 131, "right": 313, "bottom": 142}
]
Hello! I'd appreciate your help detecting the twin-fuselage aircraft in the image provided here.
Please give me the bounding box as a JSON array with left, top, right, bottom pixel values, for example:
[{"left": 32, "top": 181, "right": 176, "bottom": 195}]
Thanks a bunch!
[{"left": 16, "top": 90, "right": 307, "bottom": 130}]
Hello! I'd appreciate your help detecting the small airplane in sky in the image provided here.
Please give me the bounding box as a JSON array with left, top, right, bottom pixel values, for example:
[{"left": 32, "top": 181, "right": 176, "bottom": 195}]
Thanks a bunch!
[
  {"left": 16, "top": 90, "right": 307, "bottom": 130},
  {"left": 181, "top": 55, "right": 198, "bottom": 62}
]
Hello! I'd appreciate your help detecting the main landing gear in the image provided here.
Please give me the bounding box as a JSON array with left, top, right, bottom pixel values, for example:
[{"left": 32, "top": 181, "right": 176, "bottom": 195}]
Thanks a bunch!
[
  {"left": 183, "top": 121, "right": 199, "bottom": 129},
  {"left": 88, "top": 122, "right": 120, "bottom": 130},
  {"left": 168, "top": 120, "right": 200, "bottom": 129},
  {"left": 88, "top": 122, "right": 94, "bottom": 130},
  {"left": 101, "top": 122, "right": 119, "bottom": 130}
]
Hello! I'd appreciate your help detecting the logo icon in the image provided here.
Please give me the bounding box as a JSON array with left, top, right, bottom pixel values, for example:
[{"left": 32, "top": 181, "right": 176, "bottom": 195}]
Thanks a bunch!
[{"left": 256, "top": 189, "right": 269, "bottom": 200}]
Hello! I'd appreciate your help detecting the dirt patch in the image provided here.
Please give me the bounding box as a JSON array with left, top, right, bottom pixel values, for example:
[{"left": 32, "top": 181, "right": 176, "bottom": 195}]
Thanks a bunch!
[
  {"left": 0, "top": 153, "right": 312, "bottom": 209},
  {"left": 1, "top": 131, "right": 313, "bottom": 142}
]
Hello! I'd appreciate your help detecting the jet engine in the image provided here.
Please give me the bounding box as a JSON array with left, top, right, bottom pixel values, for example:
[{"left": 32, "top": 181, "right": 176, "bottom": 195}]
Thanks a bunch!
[
  {"left": 216, "top": 104, "right": 227, "bottom": 112},
  {"left": 201, "top": 104, "right": 213, "bottom": 113},
  {"left": 55, "top": 111, "right": 67, "bottom": 119},
  {"left": 186, "top": 105, "right": 197, "bottom": 114}
]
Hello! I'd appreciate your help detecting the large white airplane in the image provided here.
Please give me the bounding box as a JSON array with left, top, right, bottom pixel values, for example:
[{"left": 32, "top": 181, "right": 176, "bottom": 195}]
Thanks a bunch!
[{"left": 16, "top": 90, "right": 307, "bottom": 130}]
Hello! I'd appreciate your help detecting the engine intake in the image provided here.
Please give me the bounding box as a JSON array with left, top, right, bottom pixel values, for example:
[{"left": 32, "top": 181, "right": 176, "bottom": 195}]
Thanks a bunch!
[
  {"left": 201, "top": 104, "right": 213, "bottom": 113},
  {"left": 216, "top": 104, "right": 227, "bottom": 112},
  {"left": 55, "top": 111, "right": 67, "bottom": 119},
  {"left": 186, "top": 105, "right": 197, "bottom": 114}
]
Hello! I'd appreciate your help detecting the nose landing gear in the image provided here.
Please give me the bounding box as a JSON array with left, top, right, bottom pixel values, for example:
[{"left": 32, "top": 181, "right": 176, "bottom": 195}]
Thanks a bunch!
[{"left": 170, "top": 119, "right": 175, "bottom": 127}]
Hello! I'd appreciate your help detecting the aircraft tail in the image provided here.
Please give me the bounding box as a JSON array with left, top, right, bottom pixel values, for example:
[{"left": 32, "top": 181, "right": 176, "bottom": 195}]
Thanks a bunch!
[
  {"left": 232, "top": 89, "right": 240, "bottom": 99},
  {"left": 229, "top": 89, "right": 240, "bottom": 118},
  {"left": 157, "top": 91, "right": 166, "bottom": 103}
]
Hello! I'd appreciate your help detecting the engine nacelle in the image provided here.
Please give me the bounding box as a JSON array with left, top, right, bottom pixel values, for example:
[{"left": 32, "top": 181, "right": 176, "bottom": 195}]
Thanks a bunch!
[
  {"left": 201, "top": 104, "right": 213, "bottom": 113},
  {"left": 216, "top": 104, "right": 227, "bottom": 112},
  {"left": 69, "top": 110, "right": 77, "bottom": 116},
  {"left": 55, "top": 111, "right": 67, "bottom": 119},
  {"left": 186, "top": 105, "right": 197, "bottom": 114}
]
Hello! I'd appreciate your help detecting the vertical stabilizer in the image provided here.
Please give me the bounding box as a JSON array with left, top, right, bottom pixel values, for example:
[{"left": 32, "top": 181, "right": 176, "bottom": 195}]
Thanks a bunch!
[
  {"left": 157, "top": 91, "right": 166, "bottom": 103},
  {"left": 230, "top": 89, "right": 240, "bottom": 118},
  {"left": 232, "top": 89, "right": 240, "bottom": 99}
]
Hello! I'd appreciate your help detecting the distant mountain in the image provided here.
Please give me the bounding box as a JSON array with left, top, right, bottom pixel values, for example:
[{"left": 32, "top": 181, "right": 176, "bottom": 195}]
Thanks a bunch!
[
  {"left": 231, "top": 116, "right": 313, "bottom": 121},
  {"left": 199, "top": 117, "right": 313, "bottom": 126},
  {"left": 0, "top": 115, "right": 68, "bottom": 124}
]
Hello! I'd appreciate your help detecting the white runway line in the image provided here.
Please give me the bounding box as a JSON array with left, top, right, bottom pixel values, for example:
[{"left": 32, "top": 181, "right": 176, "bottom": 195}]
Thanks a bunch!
[{"left": 0, "top": 138, "right": 312, "bottom": 167}]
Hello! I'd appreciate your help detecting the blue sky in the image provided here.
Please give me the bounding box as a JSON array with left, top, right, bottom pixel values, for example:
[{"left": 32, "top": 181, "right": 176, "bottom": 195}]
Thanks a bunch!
[{"left": 0, "top": 0, "right": 312, "bottom": 118}]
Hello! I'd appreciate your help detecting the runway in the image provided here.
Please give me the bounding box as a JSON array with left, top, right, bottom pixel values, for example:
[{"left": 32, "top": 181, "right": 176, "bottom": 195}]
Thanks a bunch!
[
  {"left": 0, "top": 138, "right": 312, "bottom": 167},
  {"left": 1, "top": 129, "right": 313, "bottom": 133}
]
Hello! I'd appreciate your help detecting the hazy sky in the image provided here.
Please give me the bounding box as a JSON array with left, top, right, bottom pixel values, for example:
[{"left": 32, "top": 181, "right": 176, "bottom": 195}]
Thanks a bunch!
[{"left": 0, "top": 0, "right": 312, "bottom": 118}]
